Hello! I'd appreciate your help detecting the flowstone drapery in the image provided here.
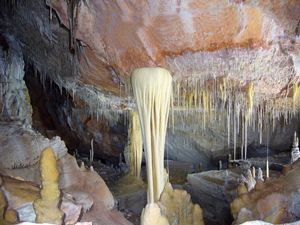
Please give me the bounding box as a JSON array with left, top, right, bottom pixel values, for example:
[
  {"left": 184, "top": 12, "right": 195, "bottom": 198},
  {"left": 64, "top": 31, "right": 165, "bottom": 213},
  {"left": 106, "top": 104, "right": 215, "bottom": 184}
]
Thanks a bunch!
[
  {"left": 131, "top": 67, "right": 172, "bottom": 203},
  {"left": 131, "top": 67, "right": 204, "bottom": 225}
]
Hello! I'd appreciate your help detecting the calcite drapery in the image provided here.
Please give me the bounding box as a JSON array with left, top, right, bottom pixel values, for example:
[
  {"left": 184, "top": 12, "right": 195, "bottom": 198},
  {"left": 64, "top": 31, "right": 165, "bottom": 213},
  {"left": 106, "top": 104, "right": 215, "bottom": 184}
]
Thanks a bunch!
[{"left": 131, "top": 67, "right": 172, "bottom": 203}]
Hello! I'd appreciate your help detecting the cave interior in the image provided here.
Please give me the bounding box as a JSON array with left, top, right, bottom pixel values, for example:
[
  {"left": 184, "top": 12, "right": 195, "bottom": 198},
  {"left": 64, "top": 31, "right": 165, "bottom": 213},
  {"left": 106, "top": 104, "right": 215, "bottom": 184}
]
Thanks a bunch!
[{"left": 1, "top": 1, "right": 300, "bottom": 225}]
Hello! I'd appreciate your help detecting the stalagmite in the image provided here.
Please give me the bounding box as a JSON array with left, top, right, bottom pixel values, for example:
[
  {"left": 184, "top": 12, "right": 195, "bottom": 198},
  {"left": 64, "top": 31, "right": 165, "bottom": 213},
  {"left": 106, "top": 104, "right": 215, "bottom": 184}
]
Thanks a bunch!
[
  {"left": 127, "top": 111, "right": 143, "bottom": 177},
  {"left": 33, "top": 147, "right": 63, "bottom": 225},
  {"left": 245, "top": 169, "right": 256, "bottom": 191},
  {"left": 140, "top": 203, "right": 169, "bottom": 225},
  {"left": 131, "top": 67, "right": 172, "bottom": 203},
  {"left": 257, "top": 168, "right": 264, "bottom": 182},
  {"left": 291, "top": 131, "right": 300, "bottom": 164},
  {"left": 247, "top": 82, "right": 254, "bottom": 117},
  {"left": 252, "top": 166, "right": 256, "bottom": 179},
  {"left": 266, "top": 159, "right": 269, "bottom": 178}
]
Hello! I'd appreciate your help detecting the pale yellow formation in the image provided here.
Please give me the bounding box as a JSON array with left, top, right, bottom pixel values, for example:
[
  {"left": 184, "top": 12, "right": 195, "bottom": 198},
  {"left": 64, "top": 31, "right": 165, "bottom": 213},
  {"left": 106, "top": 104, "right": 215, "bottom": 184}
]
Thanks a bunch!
[
  {"left": 219, "top": 77, "right": 227, "bottom": 102},
  {"left": 141, "top": 203, "right": 169, "bottom": 225},
  {"left": 128, "top": 111, "right": 143, "bottom": 177},
  {"left": 4, "top": 208, "right": 18, "bottom": 223},
  {"left": 159, "top": 182, "right": 204, "bottom": 225},
  {"left": 247, "top": 82, "right": 254, "bottom": 117},
  {"left": 132, "top": 67, "right": 204, "bottom": 225},
  {"left": 292, "top": 82, "right": 300, "bottom": 110},
  {"left": 131, "top": 67, "right": 172, "bottom": 203},
  {"left": 33, "top": 147, "right": 63, "bottom": 225},
  {"left": 237, "top": 183, "right": 248, "bottom": 196}
]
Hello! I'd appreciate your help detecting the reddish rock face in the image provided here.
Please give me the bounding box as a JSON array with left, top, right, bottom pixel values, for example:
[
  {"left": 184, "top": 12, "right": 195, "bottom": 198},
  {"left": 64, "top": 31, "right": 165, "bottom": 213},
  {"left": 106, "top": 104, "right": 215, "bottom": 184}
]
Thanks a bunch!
[{"left": 49, "top": 0, "right": 300, "bottom": 94}]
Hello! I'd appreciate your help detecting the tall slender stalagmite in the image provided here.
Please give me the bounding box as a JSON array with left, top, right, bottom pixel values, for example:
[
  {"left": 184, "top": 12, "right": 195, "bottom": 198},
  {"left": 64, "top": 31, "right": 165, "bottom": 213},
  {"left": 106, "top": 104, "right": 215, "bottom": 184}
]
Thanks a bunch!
[
  {"left": 131, "top": 67, "right": 172, "bottom": 203},
  {"left": 128, "top": 111, "right": 143, "bottom": 177}
]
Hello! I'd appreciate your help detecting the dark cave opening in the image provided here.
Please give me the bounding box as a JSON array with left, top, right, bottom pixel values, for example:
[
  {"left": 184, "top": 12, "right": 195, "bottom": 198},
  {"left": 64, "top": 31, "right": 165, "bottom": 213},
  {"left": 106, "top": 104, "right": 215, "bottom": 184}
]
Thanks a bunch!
[{"left": 24, "top": 65, "right": 128, "bottom": 165}]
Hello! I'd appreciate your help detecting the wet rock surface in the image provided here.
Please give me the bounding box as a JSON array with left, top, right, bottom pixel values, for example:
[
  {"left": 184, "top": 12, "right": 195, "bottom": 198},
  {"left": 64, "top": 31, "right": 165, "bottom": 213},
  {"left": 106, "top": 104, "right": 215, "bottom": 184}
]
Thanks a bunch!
[{"left": 186, "top": 170, "right": 241, "bottom": 225}]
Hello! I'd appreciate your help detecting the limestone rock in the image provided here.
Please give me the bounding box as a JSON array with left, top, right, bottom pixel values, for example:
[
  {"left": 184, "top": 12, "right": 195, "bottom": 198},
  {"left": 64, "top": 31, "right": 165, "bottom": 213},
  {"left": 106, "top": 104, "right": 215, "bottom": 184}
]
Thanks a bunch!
[
  {"left": 49, "top": 0, "right": 300, "bottom": 81},
  {"left": 62, "top": 191, "right": 92, "bottom": 214},
  {"left": 59, "top": 154, "right": 132, "bottom": 225},
  {"left": 241, "top": 221, "right": 300, "bottom": 225},
  {"left": 0, "top": 123, "right": 67, "bottom": 170},
  {"left": 75, "top": 223, "right": 93, "bottom": 225},
  {"left": 186, "top": 170, "right": 241, "bottom": 225},
  {"left": 59, "top": 154, "right": 114, "bottom": 210},
  {"left": 231, "top": 160, "right": 300, "bottom": 224},
  {"left": 60, "top": 198, "right": 82, "bottom": 225},
  {"left": 17, "top": 203, "right": 36, "bottom": 223},
  {"left": 0, "top": 34, "right": 31, "bottom": 126},
  {"left": 17, "top": 223, "right": 55, "bottom": 225},
  {"left": 1, "top": 176, "right": 40, "bottom": 210}
]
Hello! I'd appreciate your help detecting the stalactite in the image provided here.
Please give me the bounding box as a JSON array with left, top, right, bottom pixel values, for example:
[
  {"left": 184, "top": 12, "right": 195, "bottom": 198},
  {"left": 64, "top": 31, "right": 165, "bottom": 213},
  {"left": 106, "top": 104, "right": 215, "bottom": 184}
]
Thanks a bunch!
[
  {"left": 89, "top": 138, "right": 94, "bottom": 162},
  {"left": 241, "top": 112, "right": 244, "bottom": 160},
  {"left": 49, "top": 0, "right": 53, "bottom": 21},
  {"left": 247, "top": 82, "right": 254, "bottom": 117},
  {"left": 66, "top": 0, "right": 81, "bottom": 54},
  {"left": 292, "top": 82, "right": 300, "bottom": 113},
  {"left": 244, "top": 115, "right": 248, "bottom": 160},
  {"left": 233, "top": 103, "right": 237, "bottom": 160},
  {"left": 227, "top": 98, "right": 231, "bottom": 147},
  {"left": 161, "top": 71, "right": 300, "bottom": 165},
  {"left": 259, "top": 106, "right": 263, "bottom": 144}
]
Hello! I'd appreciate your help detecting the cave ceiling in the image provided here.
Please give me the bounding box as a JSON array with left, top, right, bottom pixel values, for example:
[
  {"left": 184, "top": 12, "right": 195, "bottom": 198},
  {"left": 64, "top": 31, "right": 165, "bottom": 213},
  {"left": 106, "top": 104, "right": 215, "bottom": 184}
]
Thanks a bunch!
[
  {"left": 49, "top": 0, "right": 300, "bottom": 97},
  {"left": 1, "top": 0, "right": 300, "bottom": 110}
]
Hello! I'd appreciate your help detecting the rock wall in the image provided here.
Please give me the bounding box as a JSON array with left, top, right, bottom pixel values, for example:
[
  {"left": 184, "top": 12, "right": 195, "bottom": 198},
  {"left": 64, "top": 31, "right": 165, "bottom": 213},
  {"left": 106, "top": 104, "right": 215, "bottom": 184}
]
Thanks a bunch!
[
  {"left": 25, "top": 71, "right": 127, "bottom": 161},
  {"left": 166, "top": 111, "right": 300, "bottom": 167},
  {"left": 0, "top": 34, "right": 31, "bottom": 126}
]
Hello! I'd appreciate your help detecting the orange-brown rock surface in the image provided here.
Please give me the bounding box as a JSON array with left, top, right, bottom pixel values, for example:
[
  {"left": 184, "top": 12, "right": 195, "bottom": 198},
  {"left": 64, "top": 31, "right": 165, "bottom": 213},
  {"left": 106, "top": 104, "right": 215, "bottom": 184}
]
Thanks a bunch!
[{"left": 48, "top": 0, "right": 300, "bottom": 95}]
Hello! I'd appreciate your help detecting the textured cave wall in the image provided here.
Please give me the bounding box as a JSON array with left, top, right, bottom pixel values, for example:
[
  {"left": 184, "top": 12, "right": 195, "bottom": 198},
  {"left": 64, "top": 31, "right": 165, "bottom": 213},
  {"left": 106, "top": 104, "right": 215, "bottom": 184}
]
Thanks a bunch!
[
  {"left": 48, "top": 0, "right": 300, "bottom": 91},
  {"left": 0, "top": 0, "right": 129, "bottom": 161},
  {"left": 24, "top": 70, "right": 128, "bottom": 162},
  {"left": 165, "top": 112, "right": 300, "bottom": 168},
  {"left": 0, "top": 0, "right": 78, "bottom": 83},
  {"left": 0, "top": 33, "right": 32, "bottom": 126},
  {"left": 0, "top": 0, "right": 127, "bottom": 116}
]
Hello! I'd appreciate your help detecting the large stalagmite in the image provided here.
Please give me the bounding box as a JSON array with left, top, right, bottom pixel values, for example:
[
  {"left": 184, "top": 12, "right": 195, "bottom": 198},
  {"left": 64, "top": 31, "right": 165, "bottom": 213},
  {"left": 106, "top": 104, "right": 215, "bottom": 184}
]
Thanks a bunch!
[{"left": 131, "top": 67, "right": 172, "bottom": 203}]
